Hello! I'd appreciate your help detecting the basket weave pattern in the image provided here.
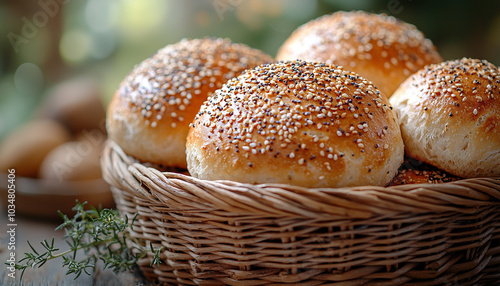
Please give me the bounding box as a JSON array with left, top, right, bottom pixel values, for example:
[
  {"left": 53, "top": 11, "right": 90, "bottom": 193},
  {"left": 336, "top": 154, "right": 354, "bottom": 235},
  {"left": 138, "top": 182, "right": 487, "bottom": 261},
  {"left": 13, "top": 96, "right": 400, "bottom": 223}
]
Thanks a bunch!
[{"left": 102, "top": 140, "right": 500, "bottom": 285}]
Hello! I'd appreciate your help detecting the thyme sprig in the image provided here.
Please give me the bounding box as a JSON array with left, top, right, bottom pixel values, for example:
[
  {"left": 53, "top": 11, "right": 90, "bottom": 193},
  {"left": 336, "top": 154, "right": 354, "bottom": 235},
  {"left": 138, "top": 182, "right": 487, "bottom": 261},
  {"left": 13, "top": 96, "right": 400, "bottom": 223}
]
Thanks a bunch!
[{"left": 13, "top": 201, "right": 163, "bottom": 281}]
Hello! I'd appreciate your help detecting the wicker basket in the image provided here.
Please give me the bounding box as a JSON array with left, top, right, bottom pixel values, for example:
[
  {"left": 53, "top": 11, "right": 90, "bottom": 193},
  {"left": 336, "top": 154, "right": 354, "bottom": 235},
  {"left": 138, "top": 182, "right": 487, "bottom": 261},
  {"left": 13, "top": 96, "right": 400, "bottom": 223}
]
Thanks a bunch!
[{"left": 101, "top": 140, "right": 500, "bottom": 285}]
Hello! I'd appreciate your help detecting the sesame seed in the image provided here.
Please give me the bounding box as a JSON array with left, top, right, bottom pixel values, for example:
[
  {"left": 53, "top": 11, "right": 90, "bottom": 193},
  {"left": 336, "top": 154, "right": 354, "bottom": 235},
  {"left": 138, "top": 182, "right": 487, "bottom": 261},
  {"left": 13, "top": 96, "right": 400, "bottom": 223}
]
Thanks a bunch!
[
  {"left": 190, "top": 59, "right": 409, "bottom": 181},
  {"left": 123, "top": 38, "right": 272, "bottom": 136}
]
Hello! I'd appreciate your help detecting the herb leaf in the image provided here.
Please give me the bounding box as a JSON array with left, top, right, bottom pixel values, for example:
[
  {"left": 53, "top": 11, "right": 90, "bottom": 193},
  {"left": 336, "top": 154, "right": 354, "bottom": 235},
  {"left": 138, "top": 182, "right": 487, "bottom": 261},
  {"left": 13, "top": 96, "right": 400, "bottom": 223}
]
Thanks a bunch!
[{"left": 11, "top": 201, "right": 163, "bottom": 281}]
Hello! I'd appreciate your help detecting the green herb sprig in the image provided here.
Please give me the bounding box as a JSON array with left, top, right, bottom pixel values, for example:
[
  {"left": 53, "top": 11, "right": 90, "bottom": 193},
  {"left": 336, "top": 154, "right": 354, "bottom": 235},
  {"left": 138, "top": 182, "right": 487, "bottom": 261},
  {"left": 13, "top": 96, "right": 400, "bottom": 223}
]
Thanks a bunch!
[{"left": 13, "top": 201, "right": 163, "bottom": 281}]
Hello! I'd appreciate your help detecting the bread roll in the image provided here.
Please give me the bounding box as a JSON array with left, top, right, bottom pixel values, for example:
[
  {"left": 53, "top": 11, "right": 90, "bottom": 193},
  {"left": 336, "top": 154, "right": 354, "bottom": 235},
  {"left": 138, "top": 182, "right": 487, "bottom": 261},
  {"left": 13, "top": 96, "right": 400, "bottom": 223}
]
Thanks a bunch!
[
  {"left": 390, "top": 58, "right": 500, "bottom": 178},
  {"left": 186, "top": 60, "right": 404, "bottom": 188},
  {"left": 39, "top": 138, "right": 103, "bottom": 182},
  {"left": 35, "top": 77, "right": 106, "bottom": 134},
  {"left": 107, "top": 38, "right": 272, "bottom": 168},
  {"left": 276, "top": 11, "right": 442, "bottom": 97},
  {"left": 388, "top": 158, "right": 461, "bottom": 186},
  {"left": 0, "top": 119, "right": 71, "bottom": 177}
]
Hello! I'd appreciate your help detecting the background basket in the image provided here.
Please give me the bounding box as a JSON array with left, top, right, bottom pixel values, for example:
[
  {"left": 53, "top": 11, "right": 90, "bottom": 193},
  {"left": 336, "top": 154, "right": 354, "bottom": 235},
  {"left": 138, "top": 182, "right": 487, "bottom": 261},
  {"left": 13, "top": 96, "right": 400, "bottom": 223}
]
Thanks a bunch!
[{"left": 101, "top": 140, "right": 500, "bottom": 285}]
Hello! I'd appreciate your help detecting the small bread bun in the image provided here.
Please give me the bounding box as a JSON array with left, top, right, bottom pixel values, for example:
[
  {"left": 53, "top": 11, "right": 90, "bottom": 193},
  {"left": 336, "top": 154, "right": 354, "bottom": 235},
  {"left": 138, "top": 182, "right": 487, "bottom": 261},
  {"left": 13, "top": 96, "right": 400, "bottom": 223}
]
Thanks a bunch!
[
  {"left": 35, "top": 77, "right": 106, "bottom": 135},
  {"left": 0, "top": 119, "right": 71, "bottom": 177},
  {"left": 107, "top": 38, "right": 272, "bottom": 168},
  {"left": 186, "top": 60, "right": 404, "bottom": 188},
  {"left": 39, "top": 138, "right": 103, "bottom": 181},
  {"left": 276, "top": 11, "right": 442, "bottom": 97},
  {"left": 388, "top": 158, "right": 461, "bottom": 186},
  {"left": 390, "top": 58, "right": 500, "bottom": 178}
]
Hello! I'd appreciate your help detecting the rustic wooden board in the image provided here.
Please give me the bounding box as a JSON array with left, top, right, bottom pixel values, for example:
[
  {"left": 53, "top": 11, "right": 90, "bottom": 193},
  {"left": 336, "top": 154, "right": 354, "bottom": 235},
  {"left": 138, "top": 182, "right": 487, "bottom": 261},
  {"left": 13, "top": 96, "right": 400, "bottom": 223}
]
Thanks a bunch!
[{"left": 0, "top": 203, "right": 155, "bottom": 286}]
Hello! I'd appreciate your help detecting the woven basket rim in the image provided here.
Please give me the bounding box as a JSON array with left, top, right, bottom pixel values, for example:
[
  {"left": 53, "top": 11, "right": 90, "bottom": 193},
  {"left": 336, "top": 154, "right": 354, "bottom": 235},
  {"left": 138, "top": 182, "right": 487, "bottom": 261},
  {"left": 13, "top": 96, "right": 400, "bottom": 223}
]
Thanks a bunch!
[{"left": 101, "top": 140, "right": 500, "bottom": 219}]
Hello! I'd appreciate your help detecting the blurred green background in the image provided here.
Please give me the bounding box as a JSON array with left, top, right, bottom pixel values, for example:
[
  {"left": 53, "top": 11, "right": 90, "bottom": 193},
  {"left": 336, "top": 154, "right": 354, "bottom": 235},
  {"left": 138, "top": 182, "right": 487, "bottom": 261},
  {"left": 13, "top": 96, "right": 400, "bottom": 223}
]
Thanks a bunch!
[{"left": 1, "top": 0, "right": 499, "bottom": 139}]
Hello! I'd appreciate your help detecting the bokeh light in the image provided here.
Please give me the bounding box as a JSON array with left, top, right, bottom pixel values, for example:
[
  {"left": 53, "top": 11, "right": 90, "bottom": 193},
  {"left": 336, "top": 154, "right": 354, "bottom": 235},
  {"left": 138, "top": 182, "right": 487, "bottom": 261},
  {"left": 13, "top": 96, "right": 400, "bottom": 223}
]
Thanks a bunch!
[
  {"left": 84, "top": 0, "right": 118, "bottom": 34},
  {"left": 59, "top": 30, "right": 92, "bottom": 65},
  {"left": 14, "top": 62, "right": 44, "bottom": 94},
  {"left": 118, "top": 0, "right": 167, "bottom": 39}
]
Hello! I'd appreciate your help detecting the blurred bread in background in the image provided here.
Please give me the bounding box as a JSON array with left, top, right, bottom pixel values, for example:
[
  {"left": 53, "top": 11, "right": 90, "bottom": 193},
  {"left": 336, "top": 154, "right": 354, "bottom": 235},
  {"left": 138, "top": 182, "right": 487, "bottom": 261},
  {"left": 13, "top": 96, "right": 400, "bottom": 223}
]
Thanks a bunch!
[
  {"left": 0, "top": 119, "right": 71, "bottom": 177},
  {"left": 34, "top": 77, "right": 106, "bottom": 135},
  {"left": 0, "top": 76, "right": 108, "bottom": 184},
  {"left": 39, "top": 136, "right": 104, "bottom": 182}
]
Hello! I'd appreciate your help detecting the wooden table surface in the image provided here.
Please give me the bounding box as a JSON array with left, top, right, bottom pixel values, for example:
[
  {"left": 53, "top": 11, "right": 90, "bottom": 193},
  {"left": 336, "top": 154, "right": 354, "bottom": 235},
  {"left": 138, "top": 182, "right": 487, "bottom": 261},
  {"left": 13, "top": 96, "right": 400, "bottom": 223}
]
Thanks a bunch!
[{"left": 0, "top": 202, "right": 156, "bottom": 286}]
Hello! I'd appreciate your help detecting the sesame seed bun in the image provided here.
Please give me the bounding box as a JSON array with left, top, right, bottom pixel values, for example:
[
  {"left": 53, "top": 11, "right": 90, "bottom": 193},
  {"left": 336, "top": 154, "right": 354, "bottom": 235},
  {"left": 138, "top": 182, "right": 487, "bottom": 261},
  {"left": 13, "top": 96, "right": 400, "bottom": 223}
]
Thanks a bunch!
[
  {"left": 388, "top": 157, "right": 462, "bottom": 186},
  {"left": 106, "top": 38, "right": 272, "bottom": 168},
  {"left": 186, "top": 60, "right": 404, "bottom": 188},
  {"left": 276, "top": 11, "right": 442, "bottom": 97},
  {"left": 389, "top": 58, "right": 500, "bottom": 178}
]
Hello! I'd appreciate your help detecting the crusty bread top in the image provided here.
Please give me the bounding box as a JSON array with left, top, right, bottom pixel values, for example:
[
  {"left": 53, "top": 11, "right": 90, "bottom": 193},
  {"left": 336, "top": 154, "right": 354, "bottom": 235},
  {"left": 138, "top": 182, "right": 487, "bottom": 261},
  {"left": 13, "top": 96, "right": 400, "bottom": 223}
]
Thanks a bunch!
[
  {"left": 187, "top": 60, "right": 404, "bottom": 187},
  {"left": 107, "top": 38, "right": 272, "bottom": 167},
  {"left": 276, "top": 11, "right": 442, "bottom": 97},
  {"left": 390, "top": 58, "right": 500, "bottom": 178}
]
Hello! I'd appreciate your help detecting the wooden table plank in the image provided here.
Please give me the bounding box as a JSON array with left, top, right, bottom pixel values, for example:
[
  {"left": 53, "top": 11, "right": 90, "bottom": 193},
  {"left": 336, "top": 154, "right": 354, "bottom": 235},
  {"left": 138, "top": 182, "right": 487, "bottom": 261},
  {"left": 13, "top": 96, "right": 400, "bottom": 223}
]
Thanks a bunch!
[{"left": 0, "top": 202, "right": 156, "bottom": 285}]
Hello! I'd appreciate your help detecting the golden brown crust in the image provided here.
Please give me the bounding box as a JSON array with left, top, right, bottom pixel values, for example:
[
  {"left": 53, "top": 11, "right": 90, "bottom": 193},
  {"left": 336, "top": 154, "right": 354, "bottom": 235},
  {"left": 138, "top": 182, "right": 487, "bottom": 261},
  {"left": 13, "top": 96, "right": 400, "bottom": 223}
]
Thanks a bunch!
[
  {"left": 388, "top": 157, "right": 462, "bottom": 186},
  {"left": 0, "top": 120, "right": 71, "bottom": 178},
  {"left": 390, "top": 58, "right": 500, "bottom": 178},
  {"left": 106, "top": 38, "right": 273, "bottom": 168},
  {"left": 276, "top": 11, "right": 442, "bottom": 97},
  {"left": 186, "top": 60, "right": 404, "bottom": 188}
]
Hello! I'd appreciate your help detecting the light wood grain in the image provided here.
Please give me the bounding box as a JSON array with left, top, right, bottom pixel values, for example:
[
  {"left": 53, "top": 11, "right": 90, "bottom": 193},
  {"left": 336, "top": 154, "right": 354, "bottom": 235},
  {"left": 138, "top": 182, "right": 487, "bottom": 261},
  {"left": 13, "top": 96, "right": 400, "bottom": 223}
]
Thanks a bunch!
[{"left": 0, "top": 202, "right": 155, "bottom": 286}]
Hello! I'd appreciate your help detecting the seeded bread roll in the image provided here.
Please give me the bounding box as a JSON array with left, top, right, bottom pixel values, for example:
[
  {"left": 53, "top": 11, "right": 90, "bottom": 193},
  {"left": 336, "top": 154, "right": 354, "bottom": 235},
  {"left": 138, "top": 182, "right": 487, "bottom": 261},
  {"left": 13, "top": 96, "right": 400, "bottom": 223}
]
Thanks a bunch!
[
  {"left": 389, "top": 168, "right": 461, "bottom": 186},
  {"left": 390, "top": 58, "right": 500, "bottom": 178},
  {"left": 276, "top": 11, "right": 442, "bottom": 97},
  {"left": 107, "top": 38, "right": 272, "bottom": 168},
  {"left": 388, "top": 158, "right": 461, "bottom": 186},
  {"left": 187, "top": 60, "right": 404, "bottom": 188}
]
